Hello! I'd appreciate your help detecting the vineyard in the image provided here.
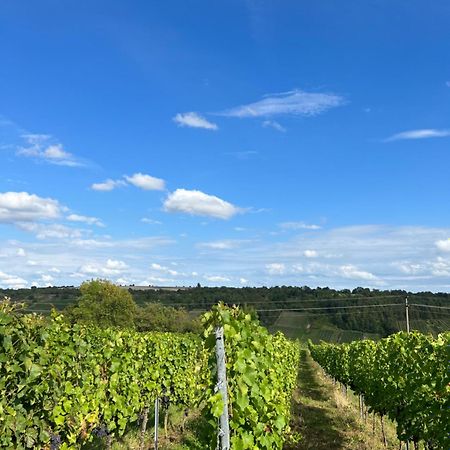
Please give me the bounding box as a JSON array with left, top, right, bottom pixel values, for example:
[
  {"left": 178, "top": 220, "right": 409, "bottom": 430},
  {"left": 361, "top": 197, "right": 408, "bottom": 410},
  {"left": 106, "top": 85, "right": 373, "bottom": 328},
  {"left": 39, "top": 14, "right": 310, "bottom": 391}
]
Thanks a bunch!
[
  {"left": 0, "top": 301, "right": 299, "bottom": 449},
  {"left": 309, "top": 332, "right": 450, "bottom": 450}
]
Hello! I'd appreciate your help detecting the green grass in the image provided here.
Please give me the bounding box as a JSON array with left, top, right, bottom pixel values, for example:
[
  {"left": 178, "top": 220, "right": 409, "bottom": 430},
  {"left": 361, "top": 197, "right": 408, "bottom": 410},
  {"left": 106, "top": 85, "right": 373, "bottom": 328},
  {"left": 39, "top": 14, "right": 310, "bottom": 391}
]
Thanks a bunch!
[
  {"left": 285, "top": 348, "right": 399, "bottom": 450},
  {"left": 271, "top": 312, "right": 381, "bottom": 343}
]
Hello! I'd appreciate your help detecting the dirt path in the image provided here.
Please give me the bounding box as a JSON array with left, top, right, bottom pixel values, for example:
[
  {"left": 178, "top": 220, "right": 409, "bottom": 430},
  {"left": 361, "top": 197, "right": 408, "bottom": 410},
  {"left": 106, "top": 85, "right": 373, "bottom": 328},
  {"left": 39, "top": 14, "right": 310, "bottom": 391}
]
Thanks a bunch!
[{"left": 285, "top": 349, "right": 398, "bottom": 450}]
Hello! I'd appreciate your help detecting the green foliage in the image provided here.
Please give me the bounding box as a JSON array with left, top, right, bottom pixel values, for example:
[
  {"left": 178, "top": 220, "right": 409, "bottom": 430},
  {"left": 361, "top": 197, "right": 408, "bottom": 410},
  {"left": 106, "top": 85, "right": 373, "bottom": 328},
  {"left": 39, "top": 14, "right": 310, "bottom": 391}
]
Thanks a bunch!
[
  {"left": 67, "top": 280, "right": 137, "bottom": 328},
  {"left": 0, "top": 301, "right": 207, "bottom": 449},
  {"left": 309, "top": 332, "right": 450, "bottom": 449},
  {"left": 0, "top": 301, "right": 298, "bottom": 449},
  {"left": 135, "top": 303, "right": 201, "bottom": 333},
  {"left": 202, "top": 303, "right": 300, "bottom": 449}
]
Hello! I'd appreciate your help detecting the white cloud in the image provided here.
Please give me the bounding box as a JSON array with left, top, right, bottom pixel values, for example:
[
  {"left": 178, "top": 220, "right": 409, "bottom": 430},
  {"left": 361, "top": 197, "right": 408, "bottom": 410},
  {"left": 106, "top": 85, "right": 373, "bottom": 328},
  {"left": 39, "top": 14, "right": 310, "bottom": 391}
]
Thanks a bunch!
[
  {"left": 164, "top": 189, "right": 241, "bottom": 219},
  {"left": 40, "top": 274, "right": 54, "bottom": 283},
  {"left": 150, "top": 263, "right": 179, "bottom": 276},
  {"left": 16, "top": 248, "right": 26, "bottom": 257},
  {"left": 262, "top": 120, "right": 286, "bottom": 132},
  {"left": 141, "top": 217, "right": 162, "bottom": 225},
  {"left": 18, "top": 135, "right": 82, "bottom": 167},
  {"left": 338, "top": 264, "right": 377, "bottom": 281},
  {"left": 91, "top": 179, "right": 126, "bottom": 191},
  {"left": 279, "top": 221, "right": 322, "bottom": 230},
  {"left": 199, "top": 240, "right": 242, "bottom": 250},
  {"left": 79, "top": 258, "right": 128, "bottom": 276},
  {"left": 204, "top": 275, "right": 230, "bottom": 283},
  {"left": 67, "top": 213, "right": 104, "bottom": 227},
  {"left": 266, "top": 263, "right": 286, "bottom": 275},
  {"left": 220, "top": 89, "right": 345, "bottom": 118},
  {"left": 239, "top": 277, "right": 249, "bottom": 284},
  {"left": 0, "top": 271, "right": 28, "bottom": 289},
  {"left": 436, "top": 239, "right": 450, "bottom": 252},
  {"left": 304, "top": 249, "right": 318, "bottom": 258},
  {"left": 173, "top": 112, "right": 218, "bottom": 130},
  {"left": 385, "top": 129, "right": 450, "bottom": 141},
  {"left": 18, "top": 223, "right": 83, "bottom": 240},
  {"left": 125, "top": 173, "right": 165, "bottom": 191},
  {"left": 0, "top": 192, "right": 61, "bottom": 223}
]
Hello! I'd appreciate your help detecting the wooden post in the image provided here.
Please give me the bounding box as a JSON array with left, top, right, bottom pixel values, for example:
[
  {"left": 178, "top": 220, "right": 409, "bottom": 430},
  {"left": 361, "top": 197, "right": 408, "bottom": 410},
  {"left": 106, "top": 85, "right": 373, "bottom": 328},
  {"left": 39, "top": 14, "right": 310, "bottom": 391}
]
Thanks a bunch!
[
  {"left": 215, "top": 326, "right": 230, "bottom": 450},
  {"left": 139, "top": 407, "right": 149, "bottom": 450}
]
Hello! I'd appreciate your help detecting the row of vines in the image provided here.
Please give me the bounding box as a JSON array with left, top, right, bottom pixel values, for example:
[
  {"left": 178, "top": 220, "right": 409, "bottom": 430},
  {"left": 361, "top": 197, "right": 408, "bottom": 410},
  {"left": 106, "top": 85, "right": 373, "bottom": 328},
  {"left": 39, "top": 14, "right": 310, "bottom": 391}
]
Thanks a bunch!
[
  {"left": 0, "top": 300, "right": 299, "bottom": 449},
  {"left": 309, "top": 332, "right": 449, "bottom": 450}
]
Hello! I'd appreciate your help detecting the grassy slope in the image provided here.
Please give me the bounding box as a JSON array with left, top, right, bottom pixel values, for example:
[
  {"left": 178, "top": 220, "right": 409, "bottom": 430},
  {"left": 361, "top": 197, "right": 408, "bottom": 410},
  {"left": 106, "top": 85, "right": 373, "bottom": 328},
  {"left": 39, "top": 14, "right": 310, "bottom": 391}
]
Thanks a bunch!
[{"left": 271, "top": 312, "right": 382, "bottom": 343}]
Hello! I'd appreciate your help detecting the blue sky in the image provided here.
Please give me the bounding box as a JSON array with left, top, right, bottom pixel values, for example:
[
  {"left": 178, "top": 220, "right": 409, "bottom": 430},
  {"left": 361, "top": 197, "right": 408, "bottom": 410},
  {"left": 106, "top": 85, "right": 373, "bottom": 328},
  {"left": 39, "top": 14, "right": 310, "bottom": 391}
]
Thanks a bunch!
[{"left": 1, "top": 0, "right": 450, "bottom": 290}]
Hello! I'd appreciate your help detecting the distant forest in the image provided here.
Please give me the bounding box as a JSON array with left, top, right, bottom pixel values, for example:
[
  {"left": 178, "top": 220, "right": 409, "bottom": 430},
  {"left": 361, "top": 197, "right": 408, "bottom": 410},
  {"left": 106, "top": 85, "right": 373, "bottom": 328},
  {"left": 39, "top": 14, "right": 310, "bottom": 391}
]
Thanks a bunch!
[{"left": 1, "top": 285, "right": 449, "bottom": 337}]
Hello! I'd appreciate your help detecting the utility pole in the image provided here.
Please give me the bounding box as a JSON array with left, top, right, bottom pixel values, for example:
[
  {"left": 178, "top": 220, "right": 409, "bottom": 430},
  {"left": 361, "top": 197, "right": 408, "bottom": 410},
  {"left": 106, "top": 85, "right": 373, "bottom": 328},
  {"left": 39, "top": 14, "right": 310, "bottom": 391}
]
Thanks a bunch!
[
  {"left": 405, "top": 297, "right": 410, "bottom": 333},
  {"left": 215, "top": 326, "right": 230, "bottom": 450}
]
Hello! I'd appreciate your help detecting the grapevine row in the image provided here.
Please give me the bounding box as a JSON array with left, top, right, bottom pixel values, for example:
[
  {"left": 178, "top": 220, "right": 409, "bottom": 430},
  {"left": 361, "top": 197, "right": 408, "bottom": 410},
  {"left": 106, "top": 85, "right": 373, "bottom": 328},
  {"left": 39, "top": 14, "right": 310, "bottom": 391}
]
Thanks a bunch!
[
  {"left": 309, "top": 332, "right": 449, "bottom": 449},
  {"left": 0, "top": 301, "right": 299, "bottom": 449}
]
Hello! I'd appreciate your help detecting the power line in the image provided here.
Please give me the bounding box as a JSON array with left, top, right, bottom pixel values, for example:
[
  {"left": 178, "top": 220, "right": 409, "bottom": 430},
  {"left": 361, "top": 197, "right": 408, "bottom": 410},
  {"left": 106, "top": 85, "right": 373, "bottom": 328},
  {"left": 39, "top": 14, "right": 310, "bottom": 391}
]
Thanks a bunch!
[
  {"left": 410, "top": 303, "right": 450, "bottom": 310},
  {"left": 252, "top": 303, "right": 405, "bottom": 312},
  {"left": 148, "top": 295, "right": 405, "bottom": 308}
]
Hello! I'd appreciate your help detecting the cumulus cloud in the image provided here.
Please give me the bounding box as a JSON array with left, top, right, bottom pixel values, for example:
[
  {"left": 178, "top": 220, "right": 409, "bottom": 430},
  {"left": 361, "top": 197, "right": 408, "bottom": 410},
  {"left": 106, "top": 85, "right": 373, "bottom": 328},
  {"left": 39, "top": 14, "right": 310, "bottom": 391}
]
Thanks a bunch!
[
  {"left": 0, "top": 270, "right": 28, "bottom": 288},
  {"left": 125, "top": 173, "right": 165, "bottom": 191},
  {"left": 164, "top": 189, "right": 241, "bottom": 219},
  {"left": 262, "top": 120, "right": 286, "bottom": 132},
  {"left": 279, "top": 222, "right": 322, "bottom": 230},
  {"left": 67, "top": 214, "right": 104, "bottom": 227},
  {"left": 91, "top": 179, "right": 126, "bottom": 191},
  {"left": 436, "top": 239, "right": 450, "bottom": 252},
  {"left": 266, "top": 263, "right": 286, "bottom": 275},
  {"left": 150, "top": 263, "right": 179, "bottom": 276},
  {"left": 0, "top": 192, "right": 61, "bottom": 223},
  {"left": 304, "top": 249, "right": 318, "bottom": 258},
  {"left": 219, "top": 89, "right": 345, "bottom": 118},
  {"left": 79, "top": 259, "right": 128, "bottom": 276},
  {"left": 17, "top": 135, "right": 83, "bottom": 167},
  {"left": 385, "top": 129, "right": 450, "bottom": 141},
  {"left": 338, "top": 264, "right": 378, "bottom": 281},
  {"left": 173, "top": 112, "right": 218, "bottom": 130}
]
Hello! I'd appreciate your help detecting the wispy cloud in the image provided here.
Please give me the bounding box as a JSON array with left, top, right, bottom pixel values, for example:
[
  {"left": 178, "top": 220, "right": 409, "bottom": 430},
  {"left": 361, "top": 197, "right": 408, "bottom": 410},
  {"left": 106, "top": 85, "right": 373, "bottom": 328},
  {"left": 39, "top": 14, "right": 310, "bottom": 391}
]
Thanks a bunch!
[
  {"left": 219, "top": 89, "right": 345, "bottom": 118},
  {"left": 91, "top": 179, "right": 126, "bottom": 191},
  {"left": 67, "top": 214, "right": 104, "bottom": 227},
  {"left": 385, "top": 128, "right": 450, "bottom": 141},
  {"left": 198, "top": 240, "right": 245, "bottom": 250},
  {"left": 17, "top": 134, "right": 84, "bottom": 167},
  {"left": 141, "top": 217, "right": 162, "bottom": 225},
  {"left": 173, "top": 112, "right": 218, "bottom": 130},
  {"left": 91, "top": 173, "right": 165, "bottom": 191},
  {"left": 279, "top": 221, "right": 322, "bottom": 230},
  {"left": 262, "top": 120, "right": 286, "bottom": 132},
  {"left": 225, "top": 150, "right": 259, "bottom": 160},
  {"left": 164, "top": 188, "right": 241, "bottom": 219}
]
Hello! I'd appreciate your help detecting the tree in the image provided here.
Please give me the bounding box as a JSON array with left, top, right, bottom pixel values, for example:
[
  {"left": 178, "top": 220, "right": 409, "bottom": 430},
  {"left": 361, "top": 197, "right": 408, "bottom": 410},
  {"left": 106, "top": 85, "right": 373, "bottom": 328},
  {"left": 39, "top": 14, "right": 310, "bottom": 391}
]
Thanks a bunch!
[
  {"left": 135, "top": 303, "right": 201, "bottom": 333},
  {"left": 67, "top": 279, "right": 137, "bottom": 328}
]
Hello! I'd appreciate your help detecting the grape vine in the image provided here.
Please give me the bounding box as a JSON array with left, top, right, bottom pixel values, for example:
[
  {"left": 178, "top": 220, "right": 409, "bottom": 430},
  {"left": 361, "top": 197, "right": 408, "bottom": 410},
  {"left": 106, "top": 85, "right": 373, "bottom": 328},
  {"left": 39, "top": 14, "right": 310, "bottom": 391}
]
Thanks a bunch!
[
  {"left": 309, "top": 331, "right": 449, "bottom": 449},
  {"left": 0, "top": 300, "right": 299, "bottom": 449}
]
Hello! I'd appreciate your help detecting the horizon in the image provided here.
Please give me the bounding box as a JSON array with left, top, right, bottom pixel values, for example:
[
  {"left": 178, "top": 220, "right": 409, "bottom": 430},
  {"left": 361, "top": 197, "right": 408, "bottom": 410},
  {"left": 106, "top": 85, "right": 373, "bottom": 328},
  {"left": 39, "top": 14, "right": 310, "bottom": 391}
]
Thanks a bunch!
[{"left": 1, "top": 1, "right": 450, "bottom": 292}]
